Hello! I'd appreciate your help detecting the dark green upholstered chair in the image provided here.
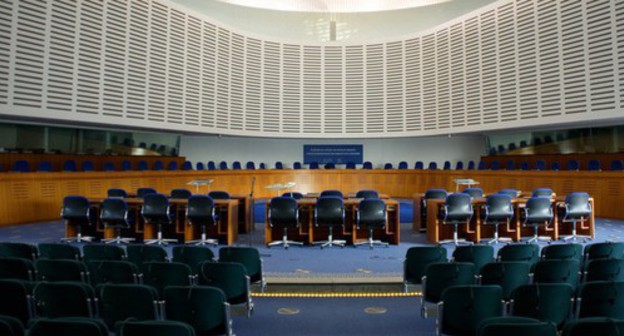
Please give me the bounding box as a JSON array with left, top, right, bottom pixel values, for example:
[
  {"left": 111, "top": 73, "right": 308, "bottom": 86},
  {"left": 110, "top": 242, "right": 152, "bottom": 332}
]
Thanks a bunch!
[
  {"left": 38, "top": 243, "right": 81, "bottom": 260},
  {"left": 510, "top": 283, "right": 574, "bottom": 328},
  {"left": 219, "top": 247, "right": 266, "bottom": 292},
  {"left": 172, "top": 246, "right": 215, "bottom": 274},
  {"left": 35, "top": 259, "right": 89, "bottom": 283},
  {"left": 0, "top": 242, "right": 37, "bottom": 261},
  {"left": 577, "top": 281, "right": 624, "bottom": 319},
  {"left": 533, "top": 259, "right": 581, "bottom": 290},
  {"left": 438, "top": 285, "right": 504, "bottom": 336},
  {"left": 0, "top": 279, "right": 33, "bottom": 325},
  {"left": 480, "top": 261, "right": 530, "bottom": 300},
  {"left": 126, "top": 244, "right": 169, "bottom": 267},
  {"left": 563, "top": 317, "right": 624, "bottom": 336},
  {"left": 0, "top": 315, "right": 24, "bottom": 336},
  {"left": 421, "top": 262, "right": 476, "bottom": 318},
  {"left": 142, "top": 262, "right": 194, "bottom": 298},
  {"left": 82, "top": 244, "right": 125, "bottom": 262},
  {"left": 497, "top": 243, "right": 540, "bottom": 272},
  {"left": 33, "top": 282, "right": 96, "bottom": 318},
  {"left": 452, "top": 244, "right": 495, "bottom": 274},
  {"left": 403, "top": 246, "right": 448, "bottom": 292},
  {"left": 87, "top": 260, "right": 140, "bottom": 286},
  {"left": 97, "top": 284, "right": 160, "bottom": 329},
  {"left": 198, "top": 261, "right": 253, "bottom": 317},
  {"left": 541, "top": 243, "right": 583, "bottom": 262},
  {"left": 164, "top": 286, "right": 232, "bottom": 336},
  {"left": 116, "top": 320, "right": 196, "bottom": 336},
  {"left": 478, "top": 316, "right": 557, "bottom": 336},
  {"left": 584, "top": 242, "right": 624, "bottom": 262},
  {"left": 0, "top": 258, "right": 35, "bottom": 281},
  {"left": 584, "top": 258, "right": 624, "bottom": 282},
  {"left": 28, "top": 318, "right": 108, "bottom": 336}
]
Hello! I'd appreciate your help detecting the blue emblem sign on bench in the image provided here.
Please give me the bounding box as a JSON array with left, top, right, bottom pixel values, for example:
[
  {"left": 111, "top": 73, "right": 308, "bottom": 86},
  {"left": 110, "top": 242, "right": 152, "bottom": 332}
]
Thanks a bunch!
[{"left": 303, "top": 145, "right": 363, "bottom": 164}]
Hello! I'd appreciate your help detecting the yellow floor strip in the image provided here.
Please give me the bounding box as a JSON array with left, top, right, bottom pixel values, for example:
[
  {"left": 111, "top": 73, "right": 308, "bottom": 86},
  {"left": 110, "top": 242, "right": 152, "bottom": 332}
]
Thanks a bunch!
[{"left": 251, "top": 292, "right": 422, "bottom": 298}]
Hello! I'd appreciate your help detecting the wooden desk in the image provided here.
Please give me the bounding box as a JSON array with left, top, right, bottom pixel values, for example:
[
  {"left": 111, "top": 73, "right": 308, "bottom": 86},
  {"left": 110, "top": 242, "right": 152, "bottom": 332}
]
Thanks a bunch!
[
  {"left": 424, "top": 197, "right": 594, "bottom": 243},
  {"left": 77, "top": 198, "right": 239, "bottom": 245},
  {"left": 265, "top": 198, "right": 400, "bottom": 246}
]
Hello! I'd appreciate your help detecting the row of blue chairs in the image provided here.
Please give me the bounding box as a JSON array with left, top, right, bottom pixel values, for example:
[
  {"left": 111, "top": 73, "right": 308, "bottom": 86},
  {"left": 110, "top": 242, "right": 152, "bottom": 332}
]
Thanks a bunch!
[
  {"left": 485, "top": 159, "right": 624, "bottom": 171},
  {"left": 10, "top": 160, "right": 193, "bottom": 172}
]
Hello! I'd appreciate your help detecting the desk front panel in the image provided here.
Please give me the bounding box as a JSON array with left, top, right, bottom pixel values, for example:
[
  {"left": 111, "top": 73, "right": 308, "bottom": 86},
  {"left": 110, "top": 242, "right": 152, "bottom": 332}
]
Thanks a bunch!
[{"left": 0, "top": 169, "right": 620, "bottom": 227}]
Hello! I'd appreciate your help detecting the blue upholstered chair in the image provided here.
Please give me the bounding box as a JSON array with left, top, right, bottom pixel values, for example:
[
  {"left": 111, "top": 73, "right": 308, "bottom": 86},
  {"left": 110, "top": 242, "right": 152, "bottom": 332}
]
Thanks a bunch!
[
  {"left": 443, "top": 161, "right": 451, "bottom": 170},
  {"left": 181, "top": 161, "right": 193, "bottom": 170},
  {"left": 152, "top": 161, "right": 164, "bottom": 171},
  {"left": 324, "top": 162, "right": 335, "bottom": 169},
  {"left": 455, "top": 161, "right": 464, "bottom": 170},
  {"left": 63, "top": 160, "right": 77, "bottom": 172},
  {"left": 232, "top": 161, "right": 241, "bottom": 170},
  {"left": 428, "top": 162, "right": 438, "bottom": 170},
  {"left": 246, "top": 161, "right": 256, "bottom": 170},
  {"left": 467, "top": 161, "right": 475, "bottom": 170},
  {"left": 195, "top": 162, "right": 205, "bottom": 170},
  {"left": 345, "top": 162, "right": 356, "bottom": 169},
  {"left": 362, "top": 161, "right": 373, "bottom": 169},
  {"left": 610, "top": 160, "right": 623, "bottom": 171},
  {"left": 259, "top": 163, "right": 266, "bottom": 169},
  {"left": 81, "top": 161, "right": 95, "bottom": 172},
  {"left": 398, "top": 161, "right": 408, "bottom": 169},
  {"left": 219, "top": 161, "right": 228, "bottom": 170},
  {"left": 505, "top": 160, "right": 515, "bottom": 170},
  {"left": 490, "top": 161, "right": 501, "bottom": 170},
  {"left": 414, "top": 161, "right": 424, "bottom": 170},
  {"left": 137, "top": 161, "right": 149, "bottom": 171},
  {"left": 588, "top": 160, "right": 601, "bottom": 171},
  {"left": 275, "top": 161, "right": 284, "bottom": 169},
  {"left": 207, "top": 161, "right": 216, "bottom": 170},
  {"left": 293, "top": 162, "right": 303, "bottom": 169},
  {"left": 309, "top": 162, "right": 319, "bottom": 169},
  {"left": 535, "top": 160, "right": 546, "bottom": 171},
  {"left": 104, "top": 162, "right": 116, "bottom": 171},
  {"left": 477, "top": 161, "right": 487, "bottom": 170},
  {"left": 121, "top": 160, "right": 133, "bottom": 171},
  {"left": 37, "top": 161, "right": 52, "bottom": 172},
  {"left": 520, "top": 162, "right": 530, "bottom": 170},
  {"left": 550, "top": 162, "right": 560, "bottom": 170},
  {"left": 384, "top": 163, "right": 393, "bottom": 169},
  {"left": 567, "top": 160, "right": 579, "bottom": 171},
  {"left": 167, "top": 161, "right": 179, "bottom": 170}
]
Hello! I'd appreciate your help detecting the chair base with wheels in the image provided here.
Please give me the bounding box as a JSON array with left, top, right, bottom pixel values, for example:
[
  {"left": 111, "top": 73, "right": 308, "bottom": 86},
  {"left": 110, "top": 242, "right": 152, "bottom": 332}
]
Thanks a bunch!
[
  {"left": 267, "top": 227, "right": 303, "bottom": 249},
  {"left": 438, "top": 223, "right": 472, "bottom": 246},
  {"left": 101, "top": 228, "right": 135, "bottom": 244},
  {"left": 560, "top": 222, "right": 591, "bottom": 243},
  {"left": 485, "top": 225, "right": 512, "bottom": 245},
  {"left": 523, "top": 226, "right": 552, "bottom": 243},
  {"left": 312, "top": 227, "right": 346, "bottom": 248},
  {"left": 60, "top": 229, "right": 94, "bottom": 243},
  {"left": 186, "top": 225, "right": 219, "bottom": 246},
  {"left": 145, "top": 231, "right": 178, "bottom": 245},
  {"left": 354, "top": 228, "right": 389, "bottom": 249}
]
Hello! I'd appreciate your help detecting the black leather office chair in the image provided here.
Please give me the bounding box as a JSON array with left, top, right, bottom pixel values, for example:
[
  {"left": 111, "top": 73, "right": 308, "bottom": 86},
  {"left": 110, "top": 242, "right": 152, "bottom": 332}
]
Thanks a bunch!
[
  {"left": 186, "top": 195, "right": 218, "bottom": 246},
  {"left": 497, "top": 189, "right": 519, "bottom": 199},
  {"left": 462, "top": 188, "right": 484, "bottom": 199},
  {"left": 320, "top": 190, "right": 343, "bottom": 198},
  {"left": 421, "top": 189, "right": 448, "bottom": 233},
  {"left": 522, "top": 196, "right": 554, "bottom": 243},
  {"left": 142, "top": 194, "right": 177, "bottom": 245},
  {"left": 355, "top": 190, "right": 379, "bottom": 199},
  {"left": 282, "top": 192, "right": 304, "bottom": 200},
  {"left": 438, "top": 193, "right": 473, "bottom": 245},
  {"left": 107, "top": 188, "right": 128, "bottom": 198},
  {"left": 354, "top": 198, "right": 388, "bottom": 249},
  {"left": 208, "top": 191, "right": 230, "bottom": 200},
  {"left": 362, "top": 161, "right": 373, "bottom": 169},
  {"left": 137, "top": 188, "right": 157, "bottom": 199},
  {"left": 560, "top": 192, "right": 592, "bottom": 242},
  {"left": 313, "top": 196, "right": 346, "bottom": 248},
  {"left": 170, "top": 188, "right": 192, "bottom": 200},
  {"left": 532, "top": 188, "right": 554, "bottom": 197},
  {"left": 60, "top": 196, "right": 93, "bottom": 243},
  {"left": 483, "top": 194, "right": 514, "bottom": 244},
  {"left": 324, "top": 162, "right": 335, "bottom": 169},
  {"left": 100, "top": 198, "right": 135, "bottom": 244},
  {"left": 268, "top": 197, "right": 303, "bottom": 249}
]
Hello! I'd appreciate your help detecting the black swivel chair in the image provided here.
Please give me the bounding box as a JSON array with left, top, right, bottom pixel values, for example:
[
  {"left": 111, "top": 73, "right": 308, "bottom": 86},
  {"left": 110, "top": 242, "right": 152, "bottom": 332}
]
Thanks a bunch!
[
  {"left": 137, "top": 188, "right": 157, "bottom": 199},
  {"left": 142, "top": 194, "right": 177, "bottom": 245},
  {"left": 170, "top": 189, "right": 192, "bottom": 200},
  {"left": 208, "top": 191, "right": 230, "bottom": 200},
  {"left": 355, "top": 190, "right": 379, "bottom": 199},
  {"left": 268, "top": 197, "right": 303, "bottom": 249},
  {"left": 60, "top": 196, "right": 93, "bottom": 243},
  {"left": 482, "top": 194, "right": 514, "bottom": 244},
  {"left": 320, "top": 190, "right": 343, "bottom": 198},
  {"left": 560, "top": 192, "right": 592, "bottom": 242},
  {"left": 522, "top": 196, "right": 554, "bottom": 243},
  {"left": 462, "top": 188, "right": 484, "bottom": 199},
  {"left": 313, "top": 196, "right": 346, "bottom": 248},
  {"left": 186, "top": 195, "right": 218, "bottom": 246},
  {"left": 439, "top": 193, "right": 473, "bottom": 245},
  {"left": 282, "top": 192, "right": 304, "bottom": 200},
  {"left": 354, "top": 198, "right": 388, "bottom": 249},
  {"left": 532, "top": 188, "right": 554, "bottom": 198},
  {"left": 421, "top": 189, "right": 448, "bottom": 233},
  {"left": 100, "top": 198, "right": 135, "bottom": 244},
  {"left": 107, "top": 188, "right": 128, "bottom": 198}
]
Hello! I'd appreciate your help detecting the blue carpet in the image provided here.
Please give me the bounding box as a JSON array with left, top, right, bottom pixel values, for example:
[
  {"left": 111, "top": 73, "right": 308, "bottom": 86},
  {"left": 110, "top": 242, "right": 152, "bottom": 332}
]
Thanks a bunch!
[{"left": 232, "top": 297, "right": 435, "bottom": 336}]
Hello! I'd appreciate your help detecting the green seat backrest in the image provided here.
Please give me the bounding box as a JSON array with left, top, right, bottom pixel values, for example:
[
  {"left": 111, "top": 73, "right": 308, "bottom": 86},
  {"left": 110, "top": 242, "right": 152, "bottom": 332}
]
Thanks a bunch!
[
  {"left": 198, "top": 262, "right": 248, "bottom": 304},
  {"left": 87, "top": 260, "right": 138, "bottom": 286},
  {"left": 219, "top": 247, "right": 262, "bottom": 283},
  {"left": 172, "top": 246, "right": 215, "bottom": 274},
  {"left": 404, "top": 246, "right": 448, "bottom": 285},
  {"left": 0, "top": 303, "right": 26, "bottom": 336},
  {"left": 423, "top": 262, "right": 475, "bottom": 304},
  {"left": 33, "top": 281, "right": 95, "bottom": 318},
  {"left": 126, "top": 245, "right": 168, "bottom": 267},
  {"left": 563, "top": 317, "right": 624, "bottom": 336},
  {"left": 511, "top": 283, "right": 574, "bottom": 328},
  {"left": 541, "top": 243, "right": 582, "bottom": 262},
  {"left": 83, "top": 245, "right": 125, "bottom": 262},
  {"left": 533, "top": 259, "right": 580, "bottom": 290},
  {"left": 97, "top": 284, "right": 159, "bottom": 329},
  {"left": 143, "top": 262, "right": 193, "bottom": 298},
  {"left": 28, "top": 318, "right": 108, "bottom": 336},
  {"left": 0, "top": 258, "right": 35, "bottom": 281},
  {"left": 38, "top": 243, "right": 81, "bottom": 261},
  {"left": 453, "top": 245, "right": 495, "bottom": 274},
  {"left": 164, "top": 286, "right": 227, "bottom": 335},
  {"left": 35, "top": 259, "right": 87, "bottom": 282},
  {"left": 585, "top": 259, "right": 624, "bottom": 282},
  {"left": 578, "top": 281, "right": 624, "bottom": 319},
  {"left": 480, "top": 261, "right": 530, "bottom": 300},
  {"left": 0, "top": 242, "right": 37, "bottom": 261},
  {"left": 440, "top": 285, "right": 503, "bottom": 335},
  {"left": 498, "top": 244, "right": 540, "bottom": 271},
  {"left": 0, "top": 279, "right": 33, "bottom": 325}
]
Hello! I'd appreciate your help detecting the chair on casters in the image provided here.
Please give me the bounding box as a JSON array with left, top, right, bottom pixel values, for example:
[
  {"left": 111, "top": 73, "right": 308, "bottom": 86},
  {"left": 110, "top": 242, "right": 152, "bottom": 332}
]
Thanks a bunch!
[
  {"left": 313, "top": 196, "right": 346, "bottom": 248},
  {"left": 185, "top": 195, "right": 218, "bottom": 246},
  {"left": 355, "top": 190, "right": 379, "bottom": 199},
  {"left": 142, "top": 194, "right": 177, "bottom": 245},
  {"left": 438, "top": 193, "right": 473, "bottom": 245},
  {"left": 482, "top": 194, "right": 514, "bottom": 244},
  {"left": 522, "top": 196, "right": 554, "bottom": 243},
  {"left": 421, "top": 189, "right": 448, "bottom": 233},
  {"left": 267, "top": 197, "right": 303, "bottom": 249},
  {"left": 60, "top": 196, "right": 94, "bottom": 243},
  {"left": 100, "top": 198, "right": 135, "bottom": 244},
  {"left": 560, "top": 192, "right": 592, "bottom": 242},
  {"left": 354, "top": 198, "right": 388, "bottom": 249}
]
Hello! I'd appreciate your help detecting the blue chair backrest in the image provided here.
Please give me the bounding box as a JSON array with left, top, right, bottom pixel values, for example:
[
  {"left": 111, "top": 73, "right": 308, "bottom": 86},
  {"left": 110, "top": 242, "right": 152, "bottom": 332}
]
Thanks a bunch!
[
  {"left": 309, "top": 162, "right": 319, "bottom": 169},
  {"left": 508, "top": 143, "right": 517, "bottom": 151},
  {"left": 428, "top": 162, "right": 438, "bottom": 170},
  {"left": 535, "top": 160, "right": 546, "bottom": 171},
  {"left": 588, "top": 160, "right": 601, "bottom": 171},
  {"left": 79, "top": 161, "right": 93, "bottom": 172},
  {"left": 363, "top": 161, "right": 373, "bottom": 169},
  {"left": 414, "top": 161, "right": 424, "bottom": 170},
  {"left": 246, "top": 161, "right": 256, "bottom": 170},
  {"left": 443, "top": 161, "right": 451, "bottom": 170},
  {"left": 207, "top": 161, "right": 216, "bottom": 170},
  {"left": 550, "top": 162, "right": 560, "bottom": 170},
  {"left": 567, "top": 160, "right": 579, "bottom": 171},
  {"left": 498, "top": 145, "right": 505, "bottom": 153},
  {"left": 293, "top": 162, "right": 302, "bottom": 169},
  {"left": 137, "top": 161, "right": 149, "bottom": 171},
  {"left": 467, "top": 161, "right": 475, "bottom": 170},
  {"left": 232, "top": 162, "right": 242, "bottom": 170},
  {"left": 121, "top": 160, "right": 132, "bottom": 171},
  {"left": 346, "top": 162, "right": 356, "bottom": 169},
  {"left": 611, "top": 160, "right": 623, "bottom": 171},
  {"left": 490, "top": 160, "right": 501, "bottom": 170},
  {"left": 168, "top": 161, "right": 179, "bottom": 170},
  {"left": 259, "top": 163, "right": 266, "bottom": 169},
  {"left": 219, "top": 161, "right": 228, "bottom": 170},
  {"left": 455, "top": 161, "right": 464, "bottom": 170},
  {"left": 398, "top": 161, "right": 408, "bottom": 169},
  {"left": 519, "top": 162, "right": 530, "bottom": 170},
  {"left": 195, "top": 162, "right": 205, "bottom": 170},
  {"left": 103, "top": 162, "right": 115, "bottom": 171},
  {"left": 384, "top": 163, "right": 393, "bottom": 169},
  {"left": 478, "top": 161, "right": 487, "bottom": 170},
  {"left": 324, "top": 162, "right": 335, "bottom": 169},
  {"left": 506, "top": 160, "right": 515, "bottom": 170},
  {"left": 63, "top": 160, "right": 77, "bottom": 172},
  {"left": 182, "top": 161, "right": 193, "bottom": 171},
  {"left": 532, "top": 188, "right": 554, "bottom": 197},
  {"left": 152, "top": 161, "right": 164, "bottom": 171},
  {"left": 37, "top": 161, "right": 52, "bottom": 172},
  {"left": 275, "top": 162, "right": 284, "bottom": 169}
]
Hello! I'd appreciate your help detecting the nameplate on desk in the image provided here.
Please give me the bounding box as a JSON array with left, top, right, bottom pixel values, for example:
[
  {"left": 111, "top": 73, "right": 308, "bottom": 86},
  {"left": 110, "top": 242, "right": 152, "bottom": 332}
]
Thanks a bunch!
[
  {"left": 454, "top": 179, "right": 478, "bottom": 185},
  {"left": 265, "top": 182, "right": 296, "bottom": 190},
  {"left": 188, "top": 179, "right": 214, "bottom": 186}
]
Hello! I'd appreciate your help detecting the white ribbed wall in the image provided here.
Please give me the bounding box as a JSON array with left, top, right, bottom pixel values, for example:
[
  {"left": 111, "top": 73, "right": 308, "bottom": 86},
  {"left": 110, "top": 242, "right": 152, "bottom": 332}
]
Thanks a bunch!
[{"left": 0, "top": 0, "right": 623, "bottom": 138}]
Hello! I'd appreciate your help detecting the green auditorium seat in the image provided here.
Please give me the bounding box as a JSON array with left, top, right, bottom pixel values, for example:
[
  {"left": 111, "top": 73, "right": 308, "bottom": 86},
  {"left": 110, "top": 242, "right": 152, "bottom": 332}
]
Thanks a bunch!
[
  {"left": 510, "top": 283, "right": 574, "bottom": 328},
  {"left": 87, "top": 260, "right": 140, "bottom": 286},
  {"left": 438, "top": 285, "right": 504, "bottom": 335},
  {"left": 38, "top": 243, "right": 81, "bottom": 260},
  {"left": 126, "top": 244, "right": 169, "bottom": 268},
  {"left": 82, "top": 244, "right": 125, "bottom": 262},
  {"left": 28, "top": 318, "right": 108, "bottom": 336},
  {"left": 584, "top": 258, "right": 624, "bottom": 282},
  {"left": 97, "top": 283, "right": 160, "bottom": 329},
  {"left": 35, "top": 259, "right": 89, "bottom": 283},
  {"left": 478, "top": 316, "right": 557, "bottom": 336},
  {"left": 480, "top": 261, "right": 530, "bottom": 301},
  {"left": 0, "top": 242, "right": 37, "bottom": 261},
  {"left": 403, "top": 246, "right": 448, "bottom": 292},
  {"left": 0, "top": 315, "right": 24, "bottom": 336},
  {"left": 33, "top": 281, "right": 96, "bottom": 318},
  {"left": 577, "top": 281, "right": 624, "bottom": 319},
  {"left": 0, "top": 280, "right": 33, "bottom": 326},
  {"left": 563, "top": 317, "right": 624, "bottom": 336},
  {"left": 198, "top": 261, "right": 253, "bottom": 317},
  {"left": 420, "top": 262, "right": 476, "bottom": 318},
  {"left": 164, "top": 286, "right": 233, "bottom": 336},
  {"left": 540, "top": 243, "right": 583, "bottom": 262},
  {"left": 142, "top": 262, "right": 194, "bottom": 298},
  {"left": 116, "top": 320, "right": 196, "bottom": 336},
  {"left": 533, "top": 259, "right": 581, "bottom": 291},
  {"left": 219, "top": 247, "right": 266, "bottom": 292},
  {"left": 452, "top": 244, "right": 495, "bottom": 274},
  {"left": 497, "top": 243, "right": 540, "bottom": 272},
  {"left": 0, "top": 258, "right": 35, "bottom": 281},
  {"left": 172, "top": 246, "right": 215, "bottom": 274},
  {"left": 584, "top": 242, "right": 624, "bottom": 263}
]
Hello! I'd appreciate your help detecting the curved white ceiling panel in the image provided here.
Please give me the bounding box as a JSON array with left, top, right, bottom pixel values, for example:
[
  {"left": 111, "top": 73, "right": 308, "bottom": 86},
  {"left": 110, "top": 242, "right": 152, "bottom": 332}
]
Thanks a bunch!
[{"left": 0, "top": 0, "right": 623, "bottom": 138}]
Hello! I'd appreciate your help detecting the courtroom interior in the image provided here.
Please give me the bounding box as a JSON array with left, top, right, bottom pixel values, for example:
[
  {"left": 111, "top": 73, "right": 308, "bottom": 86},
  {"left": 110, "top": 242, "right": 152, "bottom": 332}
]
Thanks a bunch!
[{"left": 0, "top": 0, "right": 623, "bottom": 335}]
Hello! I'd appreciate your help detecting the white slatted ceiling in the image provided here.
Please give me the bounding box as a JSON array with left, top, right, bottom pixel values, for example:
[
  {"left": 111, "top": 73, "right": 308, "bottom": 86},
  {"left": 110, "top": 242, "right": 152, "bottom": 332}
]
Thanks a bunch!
[{"left": 0, "top": 0, "right": 622, "bottom": 138}]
